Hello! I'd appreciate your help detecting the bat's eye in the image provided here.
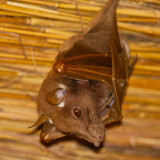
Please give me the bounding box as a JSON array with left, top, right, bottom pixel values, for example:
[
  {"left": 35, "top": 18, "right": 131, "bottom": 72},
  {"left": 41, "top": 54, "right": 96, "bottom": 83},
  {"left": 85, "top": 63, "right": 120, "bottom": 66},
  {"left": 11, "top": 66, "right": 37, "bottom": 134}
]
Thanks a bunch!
[{"left": 73, "top": 106, "right": 83, "bottom": 119}]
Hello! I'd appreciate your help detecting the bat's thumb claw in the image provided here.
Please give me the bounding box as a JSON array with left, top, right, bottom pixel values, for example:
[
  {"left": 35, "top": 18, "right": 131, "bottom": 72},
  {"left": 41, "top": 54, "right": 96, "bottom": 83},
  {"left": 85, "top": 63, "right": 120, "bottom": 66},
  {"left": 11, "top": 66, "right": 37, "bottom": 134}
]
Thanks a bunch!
[{"left": 54, "top": 61, "right": 66, "bottom": 74}]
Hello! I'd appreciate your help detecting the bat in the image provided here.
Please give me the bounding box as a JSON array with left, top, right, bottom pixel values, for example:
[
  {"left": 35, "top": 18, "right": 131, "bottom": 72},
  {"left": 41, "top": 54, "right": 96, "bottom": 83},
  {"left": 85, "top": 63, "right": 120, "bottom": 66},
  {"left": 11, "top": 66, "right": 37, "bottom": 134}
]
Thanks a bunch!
[{"left": 30, "top": 0, "right": 136, "bottom": 147}]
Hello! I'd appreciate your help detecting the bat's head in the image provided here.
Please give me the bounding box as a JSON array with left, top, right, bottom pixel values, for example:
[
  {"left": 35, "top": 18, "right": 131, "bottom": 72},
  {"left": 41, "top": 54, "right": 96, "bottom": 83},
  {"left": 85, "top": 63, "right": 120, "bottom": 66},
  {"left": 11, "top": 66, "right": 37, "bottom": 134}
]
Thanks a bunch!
[{"left": 37, "top": 70, "right": 110, "bottom": 147}]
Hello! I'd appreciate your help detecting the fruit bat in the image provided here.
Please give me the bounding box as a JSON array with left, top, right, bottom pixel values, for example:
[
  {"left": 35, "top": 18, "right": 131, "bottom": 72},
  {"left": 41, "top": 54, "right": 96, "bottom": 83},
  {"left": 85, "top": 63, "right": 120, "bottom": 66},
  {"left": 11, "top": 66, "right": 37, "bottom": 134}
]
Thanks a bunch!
[{"left": 30, "top": 0, "right": 136, "bottom": 147}]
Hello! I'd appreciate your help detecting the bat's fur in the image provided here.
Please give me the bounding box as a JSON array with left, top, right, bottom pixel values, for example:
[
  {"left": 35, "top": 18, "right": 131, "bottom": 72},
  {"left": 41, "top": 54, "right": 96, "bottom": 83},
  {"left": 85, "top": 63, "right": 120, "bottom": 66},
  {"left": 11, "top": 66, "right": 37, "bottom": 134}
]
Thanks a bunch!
[{"left": 38, "top": 70, "right": 111, "bottom": 146}]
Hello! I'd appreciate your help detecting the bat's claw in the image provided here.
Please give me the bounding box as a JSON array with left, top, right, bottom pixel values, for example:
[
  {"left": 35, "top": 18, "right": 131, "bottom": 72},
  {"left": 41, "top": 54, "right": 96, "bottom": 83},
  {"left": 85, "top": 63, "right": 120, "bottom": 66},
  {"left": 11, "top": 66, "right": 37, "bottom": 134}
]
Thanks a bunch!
[{"left": 54, "top": 60, "right": 66, "bottom": 74}]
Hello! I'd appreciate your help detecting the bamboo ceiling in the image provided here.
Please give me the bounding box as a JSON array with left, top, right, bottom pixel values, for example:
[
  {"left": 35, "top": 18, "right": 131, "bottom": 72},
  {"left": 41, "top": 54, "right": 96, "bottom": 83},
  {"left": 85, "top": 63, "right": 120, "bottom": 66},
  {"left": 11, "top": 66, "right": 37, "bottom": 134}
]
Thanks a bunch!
[{"left": 0, "top": 0, "right": 160, "bottom": 160}]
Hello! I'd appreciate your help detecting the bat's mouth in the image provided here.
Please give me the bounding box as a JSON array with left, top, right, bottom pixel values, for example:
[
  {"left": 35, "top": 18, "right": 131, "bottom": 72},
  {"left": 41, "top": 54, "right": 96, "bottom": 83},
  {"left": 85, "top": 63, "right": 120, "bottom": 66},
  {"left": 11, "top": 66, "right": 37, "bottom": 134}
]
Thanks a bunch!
[
  {"left": 92, "top": 135, "right": 104, "bottom": 147},
  {"left": 87, "top": 123, "right": 105, "bottom": 147},
  {"left": 75, "top": 131, "right": 104, "bottom": 147},
  {"left": 85, "top": 132, "right": 104, "bottom": 147}
]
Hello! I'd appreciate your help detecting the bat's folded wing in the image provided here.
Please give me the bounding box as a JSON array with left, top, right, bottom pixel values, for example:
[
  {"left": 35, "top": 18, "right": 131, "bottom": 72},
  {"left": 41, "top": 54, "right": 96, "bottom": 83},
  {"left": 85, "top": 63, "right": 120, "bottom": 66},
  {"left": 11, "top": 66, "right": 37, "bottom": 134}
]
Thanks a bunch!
[{"left": 54, "top": 53, "right": 113, "bottom": 87}]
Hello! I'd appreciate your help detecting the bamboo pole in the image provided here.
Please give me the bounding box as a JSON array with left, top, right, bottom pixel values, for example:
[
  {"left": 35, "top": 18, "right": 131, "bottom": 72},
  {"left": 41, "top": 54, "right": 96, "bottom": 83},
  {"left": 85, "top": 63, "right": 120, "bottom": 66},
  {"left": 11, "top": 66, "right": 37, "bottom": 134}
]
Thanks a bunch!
[
  {"left": 0, "top": 3, "right": 90, "bottom": 23},
  {"left": 118, "top": 22, "right": 160, "bottom": 37}
]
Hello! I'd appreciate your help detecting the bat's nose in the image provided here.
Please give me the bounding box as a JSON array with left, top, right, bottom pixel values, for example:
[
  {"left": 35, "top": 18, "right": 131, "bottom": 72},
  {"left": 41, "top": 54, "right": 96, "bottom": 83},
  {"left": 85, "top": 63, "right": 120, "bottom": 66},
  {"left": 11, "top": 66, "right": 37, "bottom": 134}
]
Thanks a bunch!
[
  {"left": 93, "top": 134, "right": 104, "bottom": 147},
  {"left": 97, "top": 135, "right": 103, "bottom": 142},
  {"left": 92, "top": 133, "right": 104, "bottom": 147},
  {"left": 88, "top": 123, "right": 105, "bottom": 146}
]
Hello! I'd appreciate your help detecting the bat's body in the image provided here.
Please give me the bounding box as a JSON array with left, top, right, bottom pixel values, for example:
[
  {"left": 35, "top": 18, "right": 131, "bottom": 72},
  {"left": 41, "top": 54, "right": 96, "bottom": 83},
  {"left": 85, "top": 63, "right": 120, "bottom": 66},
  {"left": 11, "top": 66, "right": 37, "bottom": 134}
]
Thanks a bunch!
[{"left": 32, "top": 0, "right": 135, "bottom": 147}]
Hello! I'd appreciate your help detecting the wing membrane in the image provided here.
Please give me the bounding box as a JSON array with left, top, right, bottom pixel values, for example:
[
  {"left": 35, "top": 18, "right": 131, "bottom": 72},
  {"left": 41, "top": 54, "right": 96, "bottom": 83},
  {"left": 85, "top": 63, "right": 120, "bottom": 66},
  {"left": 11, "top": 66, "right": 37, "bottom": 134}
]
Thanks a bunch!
[{"left": 54, "top": 53, "right": 112, "bottom": 86}]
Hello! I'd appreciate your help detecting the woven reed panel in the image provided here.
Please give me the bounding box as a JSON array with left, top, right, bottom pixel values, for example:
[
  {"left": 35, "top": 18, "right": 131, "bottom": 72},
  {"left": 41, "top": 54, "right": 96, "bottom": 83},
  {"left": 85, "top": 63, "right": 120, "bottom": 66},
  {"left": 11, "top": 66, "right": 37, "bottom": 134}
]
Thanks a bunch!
[{"left": 0, "top": 0, "right": 160, "bottom": 159}]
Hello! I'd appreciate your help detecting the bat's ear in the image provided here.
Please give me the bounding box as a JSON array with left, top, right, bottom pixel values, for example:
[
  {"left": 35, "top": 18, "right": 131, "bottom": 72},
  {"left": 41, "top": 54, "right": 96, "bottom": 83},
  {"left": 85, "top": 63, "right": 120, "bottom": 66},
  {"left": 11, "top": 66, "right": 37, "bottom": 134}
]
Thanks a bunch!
[
  {"left": 46, "top": 88, "right": 65, "bottom": 106},
  {"left": 40, "top": 122, "right": 65, "bottom": 143},
  {"left": 28, "top": 114, "right": 48, "bottom": 128}
]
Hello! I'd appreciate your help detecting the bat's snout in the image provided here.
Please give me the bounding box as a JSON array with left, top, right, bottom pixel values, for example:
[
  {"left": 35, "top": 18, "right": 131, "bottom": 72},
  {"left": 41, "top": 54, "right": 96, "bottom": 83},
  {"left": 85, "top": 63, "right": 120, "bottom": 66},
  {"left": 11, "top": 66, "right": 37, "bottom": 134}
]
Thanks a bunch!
[
  {"left": 88, "top": 123, "right": 105, "bottom": 147},
  {"left": 93, "top": 134, "right": 104, "bottom": 147}
]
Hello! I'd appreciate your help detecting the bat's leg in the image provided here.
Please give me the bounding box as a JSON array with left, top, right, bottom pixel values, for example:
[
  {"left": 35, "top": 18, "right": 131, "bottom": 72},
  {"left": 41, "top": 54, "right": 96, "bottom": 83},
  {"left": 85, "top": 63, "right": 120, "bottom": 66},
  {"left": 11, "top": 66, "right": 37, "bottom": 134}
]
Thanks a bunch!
[
  {"left": 99, "top": 93, "right": 114, "bottom": 121},
  {"left": 99, "top": 93, "right": 114, "bottom": 113},
  {"left": 102, "top": 78, "right": 126, "bottom": 125},
  {"left": 100, "top": 95, "right": 114, "bottom": 122},
  {"left": 102, "top": 106, "right": 122, "bottom": 125},
  {"left": 101, "top": 103, "right": 122, "bottom": 125}
]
